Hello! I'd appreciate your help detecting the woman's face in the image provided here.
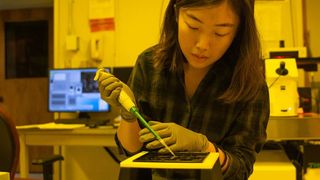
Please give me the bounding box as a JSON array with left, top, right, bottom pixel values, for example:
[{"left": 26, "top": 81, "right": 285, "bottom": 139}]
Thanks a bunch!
[{"left": 178, "top": 1, "right": 239, "bottom": 71}]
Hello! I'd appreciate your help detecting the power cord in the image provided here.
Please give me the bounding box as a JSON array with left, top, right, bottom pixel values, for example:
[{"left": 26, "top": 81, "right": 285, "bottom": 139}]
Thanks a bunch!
[
  {"left": 268, "top": 75, "right": 281, "bottom": 89},
  {"left": 268, "top": 61, "right": 288, "bottom": 89},
  {"left": 104, "top": 147, "right": 121, "bottom": 164}
]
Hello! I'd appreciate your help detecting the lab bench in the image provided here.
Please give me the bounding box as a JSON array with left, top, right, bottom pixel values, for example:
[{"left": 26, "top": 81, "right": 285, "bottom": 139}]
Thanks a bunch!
[{"left": 266, "top": 113, "right": 320, "bottom": 180}]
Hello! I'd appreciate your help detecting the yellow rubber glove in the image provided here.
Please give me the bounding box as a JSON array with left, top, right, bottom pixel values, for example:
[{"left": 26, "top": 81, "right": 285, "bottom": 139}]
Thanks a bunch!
[
  {"left": 94, "top": 69, "right": 136, "bottom": 121},
  {"left": 139, "top": 121, "right": 209, "bottom": 152}
]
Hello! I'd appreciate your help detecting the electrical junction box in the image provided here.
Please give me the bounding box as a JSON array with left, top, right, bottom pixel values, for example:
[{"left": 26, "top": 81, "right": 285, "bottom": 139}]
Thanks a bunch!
[{"left": 66, "top": 35, "right": 79, "bottom": 51}]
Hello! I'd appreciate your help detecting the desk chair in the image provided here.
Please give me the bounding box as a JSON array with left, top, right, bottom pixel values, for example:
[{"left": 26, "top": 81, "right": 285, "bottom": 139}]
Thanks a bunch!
[
  {"left": 0, "top": 107, "right": 19, "bottom": 180},
  {"left": 0, "top": 107, "right": 63, "bottom": 180}
]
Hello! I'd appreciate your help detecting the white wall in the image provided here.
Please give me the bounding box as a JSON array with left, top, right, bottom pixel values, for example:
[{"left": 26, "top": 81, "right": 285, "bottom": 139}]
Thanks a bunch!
[
  {"left": 255, "top": 0, "right": 304, "bottom": 58},
  {"left": 55, "top": 0, "right": 305, "bottom": 68},
  {"left": 115, "top": 0, "right": 167, "bottom": 67},
  {"left": 54, "top": 0, "right": 167, "bottom": 68}
]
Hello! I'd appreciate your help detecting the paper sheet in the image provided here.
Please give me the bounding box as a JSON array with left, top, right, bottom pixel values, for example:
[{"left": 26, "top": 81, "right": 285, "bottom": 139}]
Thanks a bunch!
[{"left": 16, "top": 122, "right": 85, "bottom": 130}]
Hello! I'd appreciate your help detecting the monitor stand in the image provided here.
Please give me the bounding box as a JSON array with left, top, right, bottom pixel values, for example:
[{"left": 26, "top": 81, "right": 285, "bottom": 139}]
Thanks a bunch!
[
  {"left": 54, "top": 112, "right": 109, "bottom": 126},
  {"left": 77, "top": 112, "right": 109, "bottom": 126},
  {"left": 78, "top": 112, "right": 90, "bottom": 120}
]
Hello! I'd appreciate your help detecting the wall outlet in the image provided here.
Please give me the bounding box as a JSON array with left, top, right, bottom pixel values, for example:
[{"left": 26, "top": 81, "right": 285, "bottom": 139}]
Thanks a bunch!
[{"left": 66, "top": 35, "right": 79, "bottom": 51}]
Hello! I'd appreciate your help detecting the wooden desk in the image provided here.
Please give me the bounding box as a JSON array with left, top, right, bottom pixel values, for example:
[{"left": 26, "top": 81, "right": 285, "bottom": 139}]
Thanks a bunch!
[
  {"left": 17, "top": 126, "right": 117, "bottom": 179},
  {"left": 17, "top": 114, "right": 320, "bottom": 179}
]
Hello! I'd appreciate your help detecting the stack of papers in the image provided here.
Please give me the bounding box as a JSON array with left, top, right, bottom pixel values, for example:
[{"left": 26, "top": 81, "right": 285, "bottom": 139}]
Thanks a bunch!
[{"left": 16, "top": 122, "right": 85, "bottom": 130}]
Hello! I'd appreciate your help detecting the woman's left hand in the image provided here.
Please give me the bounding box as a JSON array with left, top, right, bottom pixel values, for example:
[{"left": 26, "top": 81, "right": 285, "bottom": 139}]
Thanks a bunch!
[{"left": 139, "top": 121, "right": 209, "bottom": 152}]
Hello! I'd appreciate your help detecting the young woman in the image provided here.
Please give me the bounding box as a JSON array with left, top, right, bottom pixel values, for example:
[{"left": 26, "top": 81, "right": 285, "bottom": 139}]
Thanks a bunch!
[{"left": 97, "top": 0, "right": 269, "bottom": 179}]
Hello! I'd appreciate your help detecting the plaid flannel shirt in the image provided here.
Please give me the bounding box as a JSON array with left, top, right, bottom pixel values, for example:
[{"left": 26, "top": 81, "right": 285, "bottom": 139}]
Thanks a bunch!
[{"left": 117, "top": 47, "right": 269, "bottom": 179}]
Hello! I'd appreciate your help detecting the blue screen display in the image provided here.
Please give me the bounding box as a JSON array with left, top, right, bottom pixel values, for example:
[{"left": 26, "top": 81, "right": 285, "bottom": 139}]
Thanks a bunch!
[{"left": 48, "top": 68, "right": 110, "bottom": 112}]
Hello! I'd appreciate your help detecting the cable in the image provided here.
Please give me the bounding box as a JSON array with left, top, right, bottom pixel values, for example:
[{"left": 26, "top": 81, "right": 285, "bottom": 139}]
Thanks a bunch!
[
  {"left": 67, "top": 0, "right": 75, "bottom": 35},
  {"left": 268, "top": 75, "right": 281, "bottom": 89},
  {"left": 288, "top": 0, "right": 295, "bottom": 46},
  {"left": 103, "top": 147, "right": 121, "bottom": 164}
]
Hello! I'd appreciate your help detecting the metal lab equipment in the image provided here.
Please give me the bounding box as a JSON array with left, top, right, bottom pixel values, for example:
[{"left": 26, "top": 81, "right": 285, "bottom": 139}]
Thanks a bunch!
[{"left": 265, "top": 58, "right": 299, "bottom": 116}]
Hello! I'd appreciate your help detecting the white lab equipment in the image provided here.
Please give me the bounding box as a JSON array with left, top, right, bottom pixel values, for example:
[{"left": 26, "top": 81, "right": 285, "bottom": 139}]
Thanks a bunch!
[{"left": 265, "top": 58, "right": 299, "bottom": 116}]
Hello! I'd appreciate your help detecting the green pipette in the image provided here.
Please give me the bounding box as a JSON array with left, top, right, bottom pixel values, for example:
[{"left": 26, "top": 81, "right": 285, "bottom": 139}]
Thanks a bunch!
[
  {"left": 118, "top": 91, "right": 176, "bottom": 157},
  {"left": 94, "top": 69, "right": 175, "bottom": 157},
  {"left": 129, "top": 106, "right": 176, "bottom": 157}
]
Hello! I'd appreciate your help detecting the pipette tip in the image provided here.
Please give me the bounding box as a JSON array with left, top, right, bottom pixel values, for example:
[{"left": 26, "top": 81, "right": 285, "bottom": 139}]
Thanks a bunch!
[{"left": 159, "top": 139, "right": 176, "bottom": 157}]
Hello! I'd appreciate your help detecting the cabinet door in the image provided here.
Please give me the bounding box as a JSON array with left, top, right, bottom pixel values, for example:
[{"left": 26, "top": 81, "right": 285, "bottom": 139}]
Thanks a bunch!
[{"left": 0, "top": 8, "right": 54, "bottom": 173}]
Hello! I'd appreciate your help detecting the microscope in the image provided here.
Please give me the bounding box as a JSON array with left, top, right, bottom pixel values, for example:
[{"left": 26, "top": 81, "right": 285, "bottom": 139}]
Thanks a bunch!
[{"left": 265, "top": 58, "right": 299, "bottom": 116}]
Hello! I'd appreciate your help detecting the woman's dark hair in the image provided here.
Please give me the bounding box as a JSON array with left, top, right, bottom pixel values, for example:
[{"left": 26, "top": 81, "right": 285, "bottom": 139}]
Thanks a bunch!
[{"left": 153, "top": 0, "right": 264, "bottom": 103}]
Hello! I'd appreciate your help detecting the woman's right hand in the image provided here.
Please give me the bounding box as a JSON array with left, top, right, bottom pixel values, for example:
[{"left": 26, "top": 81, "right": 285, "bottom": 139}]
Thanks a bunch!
[
  {"left": 96, "top": 71, "right": 123, "bottom": 107},
  {"left": 95, "top": 69, "right": 136, "bottom": 121}
]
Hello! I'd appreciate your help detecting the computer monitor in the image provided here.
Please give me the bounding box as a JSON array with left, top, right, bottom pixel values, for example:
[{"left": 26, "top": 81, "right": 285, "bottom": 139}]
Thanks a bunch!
[
  {"left": 112, "top": 66, "right": 133, "bottom": 83},
  {"left": 48, "top": 68, "right": 110, "bottom": 116}
]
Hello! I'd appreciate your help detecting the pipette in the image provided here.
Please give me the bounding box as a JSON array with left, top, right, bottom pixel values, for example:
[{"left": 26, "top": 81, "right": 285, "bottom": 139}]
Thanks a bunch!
[{"left": 94, "top": 69, "right": 176, "bottom": 157}]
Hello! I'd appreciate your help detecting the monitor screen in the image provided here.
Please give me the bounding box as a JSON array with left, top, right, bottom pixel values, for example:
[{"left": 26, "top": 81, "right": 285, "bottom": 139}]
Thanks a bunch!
[
  {"left": 48, "top": 68, "right": 110, "bottom": 112},
  {"left": 113, "top": 67, "right": 133, "bottom": 83}
]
